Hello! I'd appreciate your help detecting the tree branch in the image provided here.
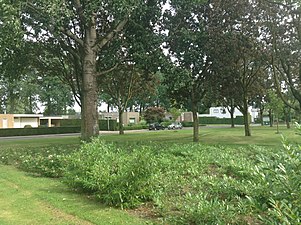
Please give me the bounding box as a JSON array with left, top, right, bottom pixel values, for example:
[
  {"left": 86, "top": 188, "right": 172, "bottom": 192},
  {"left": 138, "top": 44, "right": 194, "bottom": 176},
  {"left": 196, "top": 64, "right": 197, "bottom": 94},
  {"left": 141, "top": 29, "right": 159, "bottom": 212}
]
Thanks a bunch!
[
  {"left": 58, "top": 27, "right": 84, "bottom": 47},
  {"left": 97, "top": 63, "right": 119, "bottom": 77},
  {"left": 94, "top": 17, "right": 129, "bottom": 51}
]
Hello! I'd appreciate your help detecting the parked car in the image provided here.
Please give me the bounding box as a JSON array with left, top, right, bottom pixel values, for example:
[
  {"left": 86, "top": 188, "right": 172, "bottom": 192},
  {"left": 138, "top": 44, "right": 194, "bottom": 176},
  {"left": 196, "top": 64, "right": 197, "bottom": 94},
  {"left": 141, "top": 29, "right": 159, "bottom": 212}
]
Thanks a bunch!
[
  {"left": 168, "top": 122, "right": 183, "bottom": 130},
  {"left": 148, "top": 123, "right": 166, "bottom": 130}
]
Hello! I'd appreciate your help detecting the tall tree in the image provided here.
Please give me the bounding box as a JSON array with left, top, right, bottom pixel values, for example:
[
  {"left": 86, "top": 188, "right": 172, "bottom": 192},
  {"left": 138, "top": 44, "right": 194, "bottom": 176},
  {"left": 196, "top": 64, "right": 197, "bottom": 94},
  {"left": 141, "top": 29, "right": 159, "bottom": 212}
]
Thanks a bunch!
[
  {"left": 164, "top": 0, "right": 211, "bottom": 142},
  {"left": 207, "top": 0, "right": 267, "bottom": 136},
  {"left": 9, "top": 0, "right": 164, "bottom": 140},
  {"left": 260, "top": 1, "right": 301, "bottom": 113}
]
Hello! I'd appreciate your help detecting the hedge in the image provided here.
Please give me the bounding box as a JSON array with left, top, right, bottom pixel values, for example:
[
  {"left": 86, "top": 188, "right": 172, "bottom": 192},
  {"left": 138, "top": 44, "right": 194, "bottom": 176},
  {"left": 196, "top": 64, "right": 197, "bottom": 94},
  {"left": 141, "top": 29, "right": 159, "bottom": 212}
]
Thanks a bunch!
[
  {"left": 60, "top": 119, "right": 118, "bottom": 131},
  {"left": 99, "top": 120, "right": 118, "bottom": 131},
  {"left": 199, "top": 116, "right": 247, "bottom": 125},
  {"left": 123, "top": 124, "right": 148, "bottom": 130},
  {"left": 0, "top": 127, "right": 80, "bottom": 137}
]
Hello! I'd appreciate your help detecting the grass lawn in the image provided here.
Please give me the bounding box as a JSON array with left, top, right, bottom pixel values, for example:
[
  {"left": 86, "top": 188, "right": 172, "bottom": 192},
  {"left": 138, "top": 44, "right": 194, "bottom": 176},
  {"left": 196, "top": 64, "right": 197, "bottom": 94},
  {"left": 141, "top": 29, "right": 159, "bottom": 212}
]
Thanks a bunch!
[
  {"left": 99, "top": 125, "right": 301, "bottom": 146},
  {"left": 0, "top": 165, "right": 147, "bottom": 225}
]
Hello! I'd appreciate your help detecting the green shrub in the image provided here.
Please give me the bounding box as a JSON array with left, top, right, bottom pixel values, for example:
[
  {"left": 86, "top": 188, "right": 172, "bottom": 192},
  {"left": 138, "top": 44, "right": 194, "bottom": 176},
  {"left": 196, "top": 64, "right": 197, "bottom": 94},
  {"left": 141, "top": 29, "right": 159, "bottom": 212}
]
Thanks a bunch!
[
  {"left": 247, "top": 126, "right": 301, "bottom": 224},
  {"left": 64, "top": 138, "right": 159, "bottom": 208}
]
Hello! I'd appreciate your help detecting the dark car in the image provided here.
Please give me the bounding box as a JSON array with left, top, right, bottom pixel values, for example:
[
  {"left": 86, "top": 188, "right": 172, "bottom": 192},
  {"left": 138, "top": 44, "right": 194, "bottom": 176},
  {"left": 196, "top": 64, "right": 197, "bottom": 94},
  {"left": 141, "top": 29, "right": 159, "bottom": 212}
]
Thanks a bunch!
[{"left": 148, "top": 123, "right": 165, "bottom": 130}]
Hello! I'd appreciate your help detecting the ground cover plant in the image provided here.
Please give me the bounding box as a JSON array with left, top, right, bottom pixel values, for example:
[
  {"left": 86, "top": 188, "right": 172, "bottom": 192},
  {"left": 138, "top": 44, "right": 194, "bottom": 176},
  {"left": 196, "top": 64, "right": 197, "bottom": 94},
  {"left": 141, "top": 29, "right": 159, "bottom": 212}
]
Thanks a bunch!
[
  {"left": 63, "top": 136, "right": 300, "bottom": 224},
  {"left": 0, "top": 125, "right": 300, "bottom": 224}
]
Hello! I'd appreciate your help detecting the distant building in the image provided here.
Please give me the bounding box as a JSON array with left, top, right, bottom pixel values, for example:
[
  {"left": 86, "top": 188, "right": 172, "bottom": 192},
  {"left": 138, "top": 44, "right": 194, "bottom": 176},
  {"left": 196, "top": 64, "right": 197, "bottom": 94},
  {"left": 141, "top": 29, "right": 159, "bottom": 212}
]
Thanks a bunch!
[
  {"left": 0, "top": 114, "right": 43, "bottom": 128},
  {"left": 99, "top": 112, "right": 140, "bottom": 125},
  {"left": 199, "top": 107, "right": 259, "bottom": 123}
]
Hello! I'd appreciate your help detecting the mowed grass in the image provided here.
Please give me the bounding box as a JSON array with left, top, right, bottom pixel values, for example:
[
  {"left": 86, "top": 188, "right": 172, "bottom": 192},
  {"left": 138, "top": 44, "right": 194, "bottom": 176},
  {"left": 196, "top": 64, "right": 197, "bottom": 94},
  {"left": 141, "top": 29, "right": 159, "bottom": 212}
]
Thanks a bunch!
[
  {"left": 0, "top": 165, "right": 147, "bottom": 225},
  {"left": 100, "top": 125, "right": 301, "bottom": 146}
]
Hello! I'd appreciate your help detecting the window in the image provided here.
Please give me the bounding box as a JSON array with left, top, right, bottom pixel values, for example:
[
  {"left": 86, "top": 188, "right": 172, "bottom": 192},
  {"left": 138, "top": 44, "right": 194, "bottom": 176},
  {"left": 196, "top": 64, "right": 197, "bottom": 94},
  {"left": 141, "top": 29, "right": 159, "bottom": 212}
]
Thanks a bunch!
[
  {"left": 213, "top": 109, "right": 219, "bottom": 113},
  {"left": 221, "top": 108, "right": 226, "bottom": 114},
  {"left": 129, "top": 118, "right": 136, "bottom": 124}
]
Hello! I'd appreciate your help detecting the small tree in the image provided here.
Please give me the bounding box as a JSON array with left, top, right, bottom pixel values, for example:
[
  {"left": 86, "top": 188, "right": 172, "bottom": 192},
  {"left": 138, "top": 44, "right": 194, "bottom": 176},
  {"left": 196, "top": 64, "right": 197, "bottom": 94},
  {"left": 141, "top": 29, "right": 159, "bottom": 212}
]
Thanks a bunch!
[
  {"left": 169, "top": 107, "right": 181, "bottom": 122},
  {"left": 267, "top": 90, "right": 284, "bottom": 134},
  {"left": 143, "top": 107, "right": 165, "bottom": 124}
]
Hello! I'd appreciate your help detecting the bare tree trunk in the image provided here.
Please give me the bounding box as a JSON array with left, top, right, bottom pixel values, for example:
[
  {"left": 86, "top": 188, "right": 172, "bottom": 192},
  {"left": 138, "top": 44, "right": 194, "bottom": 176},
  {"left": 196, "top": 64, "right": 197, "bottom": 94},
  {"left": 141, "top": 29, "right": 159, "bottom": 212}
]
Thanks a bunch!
[
  {"left": 81, "top": 23, "right": 99, "bottom": 141},
  {"left": 260, "top": 108, "right": 264, "bottom": 126},
  {"left": 191, "top": 96, "right": 199, "bottom": 142},
  {"left": 276, "top": 117, "right": 279, "bottom": 134},
  {"left": 242, "top": 98, "right": 251, "bottom": 136},
  {"left": 118, "top": 109, "right": 124, "bottom": 135},
  {"left": 269, "top": 109, "right": 273, "bottom": 127},
  {"left": 230, "top": 111, "right": 235, "bottom": 128},
  {"left": 284, "top": 107, "right": 290, "bottom": 129}
]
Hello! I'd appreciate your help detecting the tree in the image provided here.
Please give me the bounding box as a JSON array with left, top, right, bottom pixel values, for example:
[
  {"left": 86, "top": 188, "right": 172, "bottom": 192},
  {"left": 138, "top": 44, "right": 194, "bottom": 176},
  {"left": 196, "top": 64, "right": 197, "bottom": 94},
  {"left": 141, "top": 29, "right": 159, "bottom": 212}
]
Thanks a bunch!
[
  {"left": 143, "top": 107, "right": 165, "bottom": 124},
  {"left": 266, "top": 90, "right": 284, "bottom": 134},
  {"left": 260, "top": 1, "right": 301, "bottom": 113},
  {"left": 164, "top": 0, "right": 211, "bottom": 142},
  {"left": 207, "top": 0, "right": 268, "bottom": 136},
  {"left": 169, "top": 107, "right": 181, "bottom": 122},
  {"left": 100, "top": 64, "right": 159, "bottom": 134},
  {"left": 8, "top": 0, "right": 164, "bottom": 140},
  {"left": 38, "top": 75, "right": 74, "bottom": 115}
]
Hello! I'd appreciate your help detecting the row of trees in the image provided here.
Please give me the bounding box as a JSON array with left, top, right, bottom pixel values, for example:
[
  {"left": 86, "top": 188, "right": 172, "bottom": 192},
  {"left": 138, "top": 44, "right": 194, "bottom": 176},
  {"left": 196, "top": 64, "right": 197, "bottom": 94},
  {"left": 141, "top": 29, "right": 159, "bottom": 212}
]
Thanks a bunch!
[{"left": 1, "top": 0, "right": 300, "bottom": 141}]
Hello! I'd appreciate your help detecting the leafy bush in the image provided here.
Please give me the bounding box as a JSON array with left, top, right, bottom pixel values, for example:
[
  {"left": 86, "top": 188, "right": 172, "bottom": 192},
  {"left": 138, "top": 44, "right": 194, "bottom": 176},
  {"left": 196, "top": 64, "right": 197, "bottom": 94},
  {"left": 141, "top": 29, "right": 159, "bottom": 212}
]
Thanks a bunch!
[
  {"left": 64, "top": 138, "right": 159, "bottom": 208},
  {"left": 247, "top": 124, "right": 301, "bottom": 224}
]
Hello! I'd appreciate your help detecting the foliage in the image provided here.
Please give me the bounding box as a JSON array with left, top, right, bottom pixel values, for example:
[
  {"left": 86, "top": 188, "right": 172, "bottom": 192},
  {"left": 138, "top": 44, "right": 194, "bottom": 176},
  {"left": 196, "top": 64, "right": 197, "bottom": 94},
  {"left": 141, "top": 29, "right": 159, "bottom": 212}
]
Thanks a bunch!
[
  {"left": 143, "top": 106, "right": 165, "bottom": 124},
  {"left": 169, "top": 107, "right": 182, "bottom": 122},
  {"left": 64, "top": 139, "right": 159, "bottom": 208},
  {"left": 163, "top": 0, "right": 211, "bottom": 142},
  {"left": 248, "top": 136, "right": 301, "bottom": 224}
]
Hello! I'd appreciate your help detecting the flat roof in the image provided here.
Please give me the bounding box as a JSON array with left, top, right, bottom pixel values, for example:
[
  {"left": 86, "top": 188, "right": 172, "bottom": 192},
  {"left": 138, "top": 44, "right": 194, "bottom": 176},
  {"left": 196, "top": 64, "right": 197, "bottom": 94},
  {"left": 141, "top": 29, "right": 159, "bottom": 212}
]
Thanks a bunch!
[
  {"left": 40, "top": 116, "right": 64, "bottom": 120},
  {"left": 13, "top": 114, "right": 44, "bottom": 118}
]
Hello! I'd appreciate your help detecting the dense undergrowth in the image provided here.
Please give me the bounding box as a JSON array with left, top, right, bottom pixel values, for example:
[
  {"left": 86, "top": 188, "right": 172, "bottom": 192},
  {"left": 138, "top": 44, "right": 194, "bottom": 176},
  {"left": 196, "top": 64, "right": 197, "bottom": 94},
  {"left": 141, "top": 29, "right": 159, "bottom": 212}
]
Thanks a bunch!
[{"left": 0, "top": 125, "right": 300, "bottom": 224}]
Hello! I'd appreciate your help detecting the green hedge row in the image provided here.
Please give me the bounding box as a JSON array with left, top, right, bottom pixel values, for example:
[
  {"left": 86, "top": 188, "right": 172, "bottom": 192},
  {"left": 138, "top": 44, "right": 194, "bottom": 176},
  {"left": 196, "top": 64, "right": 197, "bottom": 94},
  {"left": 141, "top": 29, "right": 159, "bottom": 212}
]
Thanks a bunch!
[
  {"left": 0, "top": 127, "right": 80, "bottom": 137},
  {"left": 123, "top": 124, "right": 148, "bottom": 130},
  {"left": 60, "top": 119, "right": 118, "bottom": 131},
  {"left": 199, "top": 116, "right": 246, "bottom": 125}
]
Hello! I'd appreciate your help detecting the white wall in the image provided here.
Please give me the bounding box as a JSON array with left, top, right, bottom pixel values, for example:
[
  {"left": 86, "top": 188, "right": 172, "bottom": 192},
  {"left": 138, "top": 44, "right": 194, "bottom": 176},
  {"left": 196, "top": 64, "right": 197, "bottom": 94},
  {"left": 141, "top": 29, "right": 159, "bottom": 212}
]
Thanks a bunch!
[
  {"left": 199, "top": 107, "right": 259, "bottom": 123},
  {"left": 14, "top": 117, "right": 39, "bottom": 128}
]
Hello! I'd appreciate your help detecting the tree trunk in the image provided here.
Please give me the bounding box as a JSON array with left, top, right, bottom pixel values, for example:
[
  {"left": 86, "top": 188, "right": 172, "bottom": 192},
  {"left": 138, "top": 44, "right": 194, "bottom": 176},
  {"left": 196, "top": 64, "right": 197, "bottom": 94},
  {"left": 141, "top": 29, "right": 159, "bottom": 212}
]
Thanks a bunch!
[
  {"left": 269, "top": 109, "right": 273, "bottom": 127},
  {"left": 260, "top": 108, "right": 264, "bottom": 126},
  {"left": 81, "top": 22, "right": 99, "bottom": 141},
  {"left": 242, "top": 98, "right": 251, "bottom": 136},
  {"left": 118, "top": 109, "right": 124, "bottom": 135},
  {"left": 284, "top": 107, "right": 290, "bottom": 129},
  {"left": 230, "top": 111, "right": 235, "bottom": 128},
  {"left": 276, "top": 117, "right": 279, "bottom": 134},
  {"left": 191, "top": 99, "right": 199, "bottom": 142}
]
